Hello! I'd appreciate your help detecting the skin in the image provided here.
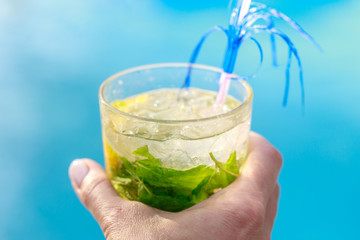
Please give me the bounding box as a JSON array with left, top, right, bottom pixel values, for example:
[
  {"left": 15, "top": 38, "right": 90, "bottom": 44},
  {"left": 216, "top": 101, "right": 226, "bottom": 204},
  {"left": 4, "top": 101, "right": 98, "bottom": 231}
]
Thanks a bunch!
[{"left": 69, "top": 132, "right": 283, "bottom": 240}]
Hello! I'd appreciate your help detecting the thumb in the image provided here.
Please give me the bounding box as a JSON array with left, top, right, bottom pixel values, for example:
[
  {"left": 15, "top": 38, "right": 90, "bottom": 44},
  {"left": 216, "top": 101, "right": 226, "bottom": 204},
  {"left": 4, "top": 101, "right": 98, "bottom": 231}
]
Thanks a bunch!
[{"left": 68, "top": 159, "right": 125, "bottom": 221}]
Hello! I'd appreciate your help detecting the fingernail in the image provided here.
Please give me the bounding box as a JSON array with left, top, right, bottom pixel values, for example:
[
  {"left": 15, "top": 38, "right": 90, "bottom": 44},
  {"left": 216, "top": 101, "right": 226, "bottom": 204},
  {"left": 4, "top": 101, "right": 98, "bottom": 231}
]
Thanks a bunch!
[{"left": 69, "top": 159, "right": 89, "bottom": 188}]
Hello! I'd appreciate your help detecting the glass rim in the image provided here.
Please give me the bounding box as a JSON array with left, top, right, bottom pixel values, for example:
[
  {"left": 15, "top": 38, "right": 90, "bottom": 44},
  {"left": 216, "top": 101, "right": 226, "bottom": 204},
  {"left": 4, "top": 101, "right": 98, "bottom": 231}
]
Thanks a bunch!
[{"left": 99, "top": 62, "right": 253, "bottom": 124}]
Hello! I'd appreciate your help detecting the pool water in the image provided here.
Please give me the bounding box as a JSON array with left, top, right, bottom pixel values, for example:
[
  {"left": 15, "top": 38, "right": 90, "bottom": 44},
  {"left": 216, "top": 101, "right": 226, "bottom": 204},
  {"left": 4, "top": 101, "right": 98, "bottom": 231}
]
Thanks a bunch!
[{"left": 0, "top": 0, "right": 359, "bottom": 239}]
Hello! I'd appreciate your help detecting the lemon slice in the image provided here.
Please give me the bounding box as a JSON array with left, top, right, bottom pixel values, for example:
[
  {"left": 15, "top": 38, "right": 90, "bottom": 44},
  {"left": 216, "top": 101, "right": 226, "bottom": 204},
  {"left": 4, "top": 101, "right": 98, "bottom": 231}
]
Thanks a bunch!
[
  {"left": 110, "top": 94, "right": 148, "bottom": 113},
  {"left": 103, "top": 137, "right": 121, "bottom": 172}
]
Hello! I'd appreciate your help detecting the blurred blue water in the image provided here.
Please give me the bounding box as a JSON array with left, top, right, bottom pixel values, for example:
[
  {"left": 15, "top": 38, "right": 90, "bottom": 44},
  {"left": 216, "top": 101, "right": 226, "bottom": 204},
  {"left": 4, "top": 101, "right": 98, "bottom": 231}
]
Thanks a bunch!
[{"left": 0, "top": 0, "right": 359, "bottom": 239}]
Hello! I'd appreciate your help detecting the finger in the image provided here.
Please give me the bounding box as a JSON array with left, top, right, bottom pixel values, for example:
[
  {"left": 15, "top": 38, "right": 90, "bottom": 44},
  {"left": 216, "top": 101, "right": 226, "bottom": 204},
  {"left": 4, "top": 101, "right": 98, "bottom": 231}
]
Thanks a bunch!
[
  {"left": 68, "top": 158, "right": 126, "bottom": 221},
  {"left": 230, "top": 132, "right": 283, "bottom": 201},
  {"left": 264, "top": 183, "right": 280, "bottom": 238}
]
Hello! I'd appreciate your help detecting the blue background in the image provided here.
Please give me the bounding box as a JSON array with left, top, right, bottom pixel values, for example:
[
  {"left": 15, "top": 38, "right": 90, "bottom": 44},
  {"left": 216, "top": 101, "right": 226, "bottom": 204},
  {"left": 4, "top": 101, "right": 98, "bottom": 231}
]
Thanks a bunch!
[{"left": 1, "top": 0, "right": 359, "bottom": 239}]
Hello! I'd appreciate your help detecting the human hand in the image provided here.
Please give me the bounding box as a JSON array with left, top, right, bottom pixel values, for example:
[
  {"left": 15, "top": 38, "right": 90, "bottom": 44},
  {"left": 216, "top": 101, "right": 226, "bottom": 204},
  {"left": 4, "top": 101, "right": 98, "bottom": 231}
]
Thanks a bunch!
[{"left": 69, "top": 132, "right": 282, "bottom": 240}]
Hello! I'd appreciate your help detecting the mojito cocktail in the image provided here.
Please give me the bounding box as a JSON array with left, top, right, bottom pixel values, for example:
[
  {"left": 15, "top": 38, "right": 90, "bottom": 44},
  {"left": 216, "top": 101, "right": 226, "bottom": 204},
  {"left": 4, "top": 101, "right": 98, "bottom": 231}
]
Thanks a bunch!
[{"left": 99, "top": 63, "right": 253, "bottom": 212}]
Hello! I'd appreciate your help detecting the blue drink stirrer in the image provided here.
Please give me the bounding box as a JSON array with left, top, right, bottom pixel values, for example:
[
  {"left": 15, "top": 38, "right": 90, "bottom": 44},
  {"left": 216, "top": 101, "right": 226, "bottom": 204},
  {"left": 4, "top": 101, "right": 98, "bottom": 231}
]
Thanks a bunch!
[{"left": 183, "top": 0, "right": 320, "bottom": 106}]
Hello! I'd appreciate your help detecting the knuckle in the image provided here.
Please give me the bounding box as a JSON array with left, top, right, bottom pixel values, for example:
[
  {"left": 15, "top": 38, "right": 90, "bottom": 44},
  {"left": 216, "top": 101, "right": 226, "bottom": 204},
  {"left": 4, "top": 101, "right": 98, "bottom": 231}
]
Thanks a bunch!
[
  {"left": 223, "top": 197, "right": 266, "bottom": 235},
  {"left": 243, "top": 199, "right": 265, "bottom": 224},
  {"left": 267, "top": 146, "right": 283, "bottom": 169},
  {"left": 241, "top": 201, "right": 266, "bottom": 236}
]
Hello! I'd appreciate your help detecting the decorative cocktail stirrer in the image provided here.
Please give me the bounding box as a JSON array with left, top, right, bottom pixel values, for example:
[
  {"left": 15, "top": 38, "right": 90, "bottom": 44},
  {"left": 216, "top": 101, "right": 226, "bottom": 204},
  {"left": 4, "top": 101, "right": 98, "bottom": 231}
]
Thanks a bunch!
[{"left": 184, "top": 0, "right": 320, "bottom": 106}]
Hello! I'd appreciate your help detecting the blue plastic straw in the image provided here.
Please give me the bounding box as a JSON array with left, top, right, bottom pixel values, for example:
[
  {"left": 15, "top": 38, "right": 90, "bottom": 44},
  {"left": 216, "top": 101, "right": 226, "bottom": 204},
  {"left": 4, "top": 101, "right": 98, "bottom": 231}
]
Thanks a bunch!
[{"left": 184, "top": 0, "right": 321, "bottom": 106}]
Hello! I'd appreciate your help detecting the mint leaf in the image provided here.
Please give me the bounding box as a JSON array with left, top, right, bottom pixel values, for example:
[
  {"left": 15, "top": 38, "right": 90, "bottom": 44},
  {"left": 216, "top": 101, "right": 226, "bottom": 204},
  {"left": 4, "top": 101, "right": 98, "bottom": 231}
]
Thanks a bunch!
[
  {"left": 112, "top": 176, "right": 133, "bottom": 185},
  {"left": 136, "top": 161, "right": 213, "bottom": 190},
  {"left": 132, "top": 145, "right": 157, "bottom": 162},
  {"left": 109, "top": 144, "right": 244, "bottom": 212},
  {"left": 138, "top": 185, "right": 193, "bottom": 212},
  {"left": 222, "top": 151, "right": 239, "bottom": 182},
  {"left": 208, "top": 152, "right": 239, "bottom": 189},
  {"left": 191, "top": 175, "right": 213, "bottom": 202},
  {"left": 111, "top": 175, "right": 138, "bottom": 200},
  {"left": 120, "top": 156, "right": 137, "bottom": 177}
]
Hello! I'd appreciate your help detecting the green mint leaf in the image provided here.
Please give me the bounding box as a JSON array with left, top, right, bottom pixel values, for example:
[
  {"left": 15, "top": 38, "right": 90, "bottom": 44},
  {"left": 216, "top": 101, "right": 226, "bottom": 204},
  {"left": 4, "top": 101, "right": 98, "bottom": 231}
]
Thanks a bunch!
[
  {"left": 111, "top": 144, "right": 244, "bottom": 212},
  {"left": 120, "top": 156, "right": 137, "bottom": 177},
  {"left": 132, "top": 145, "right": 157, "bottom": 161},
  {"left": 111, "top": 175, "right": 138, "bottom": 200},
  {"left": 208, "top": 152, "right": 239, "bottom": 189},
  {"left": 222, "top": 151, "right": 239, "bottom": 182},
  {"left": 191, "top": 175, "right": 213, "bottom": 202},
  {"left": 112, "top": 176, "right": 133, "bottom": 185},
  {"left": 138, "top": 185, "right": 193, "bottom": 212},
  {"left": 136, "top": 160, "right": 213, "bottom": 190}
]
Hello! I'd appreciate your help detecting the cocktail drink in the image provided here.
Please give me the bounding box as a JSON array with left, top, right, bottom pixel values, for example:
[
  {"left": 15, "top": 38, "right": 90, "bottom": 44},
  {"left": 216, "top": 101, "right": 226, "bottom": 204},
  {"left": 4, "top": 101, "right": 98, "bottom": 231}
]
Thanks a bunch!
[
  {"left": 99, "top": 63, "right": 253, "bottom": 212},
  {"left": 97, "top": 0, "right": 317, "bottom": 213}
]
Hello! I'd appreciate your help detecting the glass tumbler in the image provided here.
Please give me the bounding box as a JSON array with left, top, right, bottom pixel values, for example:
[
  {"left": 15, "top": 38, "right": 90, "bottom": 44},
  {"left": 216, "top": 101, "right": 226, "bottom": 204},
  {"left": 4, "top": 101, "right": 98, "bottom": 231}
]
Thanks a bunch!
[{"left": 99, "top": 63, "right": 253, "bottom": 212}]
